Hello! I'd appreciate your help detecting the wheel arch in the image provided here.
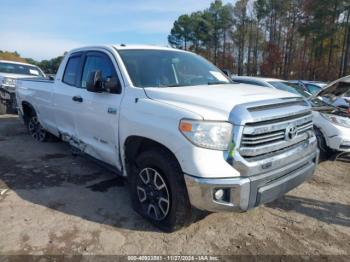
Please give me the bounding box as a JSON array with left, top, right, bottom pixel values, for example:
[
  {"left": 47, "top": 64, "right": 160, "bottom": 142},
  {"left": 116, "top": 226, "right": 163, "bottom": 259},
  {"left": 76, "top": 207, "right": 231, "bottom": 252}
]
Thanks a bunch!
[
  {"left": 123, "top": 135, "right": 182, "bottom": 176},
  {"left": 21, "top": 101, "right": 37, "bottom": 124}
]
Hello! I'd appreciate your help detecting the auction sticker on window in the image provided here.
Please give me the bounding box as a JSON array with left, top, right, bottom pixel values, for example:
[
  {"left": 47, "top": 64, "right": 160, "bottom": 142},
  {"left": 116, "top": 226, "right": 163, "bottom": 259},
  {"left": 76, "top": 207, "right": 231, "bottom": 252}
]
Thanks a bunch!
[
  {"left": 29, "top": 69, "right": 39, "bottom": 76},
  {"left": 209, "top": 71, "right": 229, "bottom": 82}
]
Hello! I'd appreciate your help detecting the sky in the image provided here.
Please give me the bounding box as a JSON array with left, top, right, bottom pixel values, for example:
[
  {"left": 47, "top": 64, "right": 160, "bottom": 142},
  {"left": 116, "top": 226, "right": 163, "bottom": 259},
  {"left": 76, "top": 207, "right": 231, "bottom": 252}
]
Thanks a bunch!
[{"left": 0, "top": 0, "right": 231, "bottom": 61}]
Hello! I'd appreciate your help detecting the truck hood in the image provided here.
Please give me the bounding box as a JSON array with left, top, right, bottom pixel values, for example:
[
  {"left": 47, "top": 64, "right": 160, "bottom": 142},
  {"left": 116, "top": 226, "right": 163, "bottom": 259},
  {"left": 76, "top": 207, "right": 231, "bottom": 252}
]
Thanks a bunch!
[
  {"left": 315, "top": 75, "right": 350, "bottom": 98},
  {"left": 144, "top": 84, "right": 299, "bottom": 120}
]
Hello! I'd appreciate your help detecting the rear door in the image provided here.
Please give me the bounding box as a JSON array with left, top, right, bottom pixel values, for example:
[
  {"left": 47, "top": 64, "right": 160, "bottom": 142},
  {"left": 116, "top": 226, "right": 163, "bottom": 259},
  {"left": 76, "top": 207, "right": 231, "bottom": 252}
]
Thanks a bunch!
[
  {"left": 53, "top": 52, "right": 84, "bottom": 144},
  {"left": 73, "top": 50, "right": 123, "bottom": 169}
]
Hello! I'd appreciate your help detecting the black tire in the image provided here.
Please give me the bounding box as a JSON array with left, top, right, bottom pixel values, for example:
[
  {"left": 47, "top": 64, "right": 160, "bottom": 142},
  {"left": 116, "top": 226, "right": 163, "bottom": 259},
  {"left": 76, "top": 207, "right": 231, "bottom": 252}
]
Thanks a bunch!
[
  {"left": 128, "top": 148, "right": 192, "bottom": 232},
  {"left": 315, "top": 127, "right": 331, "bottom": 161},
  {"left": 27, "top": 115, "right": 49, "bottom": 142}
]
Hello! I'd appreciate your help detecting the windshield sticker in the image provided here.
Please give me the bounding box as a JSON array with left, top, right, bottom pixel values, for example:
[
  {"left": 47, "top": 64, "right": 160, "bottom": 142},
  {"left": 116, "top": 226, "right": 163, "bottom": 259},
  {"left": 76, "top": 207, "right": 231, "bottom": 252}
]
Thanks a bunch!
[
  {"left": 29, "top": 69, "right": 39, "bottom": 76},
  {"left": 210, "top": 71, "right": 229, "bottom": 82}
]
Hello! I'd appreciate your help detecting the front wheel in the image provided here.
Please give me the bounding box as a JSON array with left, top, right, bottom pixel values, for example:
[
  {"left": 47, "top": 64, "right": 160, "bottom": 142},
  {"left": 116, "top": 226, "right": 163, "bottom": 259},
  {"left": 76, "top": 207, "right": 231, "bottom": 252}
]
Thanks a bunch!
[
  {"left": 27, "top": 116, "right": 48, "bottom": 142},
  {"left": 128, "top": 148, "right": 192, "bottom": 232}
]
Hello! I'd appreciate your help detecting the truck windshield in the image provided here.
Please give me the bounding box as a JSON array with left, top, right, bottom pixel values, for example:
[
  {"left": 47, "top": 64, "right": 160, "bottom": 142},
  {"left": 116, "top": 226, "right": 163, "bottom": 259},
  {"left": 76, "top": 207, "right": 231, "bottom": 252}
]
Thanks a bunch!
[
  {"left": 118, "top": 49, "right": 231, "bottom": 88},
  {"left": 0, "top": 62, "right": 44, "bottom": 77}
]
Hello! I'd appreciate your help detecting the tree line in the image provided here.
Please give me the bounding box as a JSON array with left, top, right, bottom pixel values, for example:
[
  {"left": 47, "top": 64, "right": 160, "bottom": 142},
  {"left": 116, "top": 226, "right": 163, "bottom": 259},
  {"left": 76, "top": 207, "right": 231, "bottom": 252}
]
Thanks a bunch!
[
  {"left": 0, "top": 50, "right": 63, "bottom": 75},
  {"left": 168, "top": 0, "right": 350, "bottom": 81}
]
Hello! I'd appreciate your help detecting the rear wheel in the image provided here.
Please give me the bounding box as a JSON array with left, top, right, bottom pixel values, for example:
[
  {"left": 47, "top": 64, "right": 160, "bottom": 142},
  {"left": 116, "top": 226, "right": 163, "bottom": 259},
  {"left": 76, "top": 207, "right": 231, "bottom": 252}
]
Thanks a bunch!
[
  {"left": 128, "top": 148, "right": 192, "bottom": 232},
  {"left": 27, "top": 116, "right": 48, "bottom": 142}
]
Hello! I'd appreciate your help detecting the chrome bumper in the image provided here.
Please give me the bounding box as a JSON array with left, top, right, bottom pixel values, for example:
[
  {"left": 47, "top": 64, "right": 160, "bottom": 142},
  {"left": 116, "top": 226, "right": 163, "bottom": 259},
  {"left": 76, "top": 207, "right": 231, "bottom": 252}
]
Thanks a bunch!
[{"left": 184, "top": 146, "right": 319, "bottom": 212}]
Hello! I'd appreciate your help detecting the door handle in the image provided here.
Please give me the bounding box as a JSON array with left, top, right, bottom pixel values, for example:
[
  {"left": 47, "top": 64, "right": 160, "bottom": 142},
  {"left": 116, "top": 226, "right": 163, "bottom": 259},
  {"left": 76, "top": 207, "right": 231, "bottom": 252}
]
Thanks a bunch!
[{"left": 72, "top": 96, "right": 83, "bottom": 103}]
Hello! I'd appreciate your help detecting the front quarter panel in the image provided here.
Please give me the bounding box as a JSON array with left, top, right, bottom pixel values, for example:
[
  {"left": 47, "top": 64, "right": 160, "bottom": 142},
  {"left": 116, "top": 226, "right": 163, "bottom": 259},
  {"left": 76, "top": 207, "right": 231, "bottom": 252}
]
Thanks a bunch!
[
  {"left": 119, "top": 87, "right": 241, "bottom": 178},
  {"left": 119, "top": 87, "right": 199, "bottom": 173}
]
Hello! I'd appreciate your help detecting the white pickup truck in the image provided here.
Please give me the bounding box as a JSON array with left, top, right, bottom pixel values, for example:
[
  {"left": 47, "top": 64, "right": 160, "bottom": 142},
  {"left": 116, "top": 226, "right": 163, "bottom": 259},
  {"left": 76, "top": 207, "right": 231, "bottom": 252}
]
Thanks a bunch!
[
  {"left": 16, "top": 45, "right": 319, "bottom": 231},
  {"left": 0, "top": 60, "right": 46, "bottom": 113}
]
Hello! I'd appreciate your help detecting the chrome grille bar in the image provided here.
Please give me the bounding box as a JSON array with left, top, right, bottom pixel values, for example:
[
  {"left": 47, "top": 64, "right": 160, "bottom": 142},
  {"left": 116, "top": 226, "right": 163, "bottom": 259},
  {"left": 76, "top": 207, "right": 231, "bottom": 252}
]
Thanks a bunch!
[
  {"left": 243, "top": 113, "right": 313, "bottom": 135},
  {"left": 239, "top": 112, "right": 314, "bottom": 157}
]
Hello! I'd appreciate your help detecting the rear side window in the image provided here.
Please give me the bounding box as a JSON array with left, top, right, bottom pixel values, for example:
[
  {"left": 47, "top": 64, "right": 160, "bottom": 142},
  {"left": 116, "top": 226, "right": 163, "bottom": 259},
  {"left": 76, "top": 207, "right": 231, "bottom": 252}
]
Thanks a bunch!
[{"left": 63, "top": 56, "right": 81, "bottom": 86}]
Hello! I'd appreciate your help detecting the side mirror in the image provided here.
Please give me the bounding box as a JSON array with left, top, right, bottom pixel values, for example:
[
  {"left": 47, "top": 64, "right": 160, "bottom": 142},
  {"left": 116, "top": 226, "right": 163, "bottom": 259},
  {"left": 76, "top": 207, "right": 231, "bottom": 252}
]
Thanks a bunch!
[
  {"left": 48, "top": 75, "right": 55, "bottom": 80},
  {"left": 87, "top": 70, "right": 103, "bottom": 92}
]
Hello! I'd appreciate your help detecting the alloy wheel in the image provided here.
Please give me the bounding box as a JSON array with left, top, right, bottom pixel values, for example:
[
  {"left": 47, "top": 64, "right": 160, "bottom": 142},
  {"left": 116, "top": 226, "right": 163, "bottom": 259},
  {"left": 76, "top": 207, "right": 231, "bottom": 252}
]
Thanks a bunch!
[
  {"left": 28, "top": 116, "right": 46, "bottom": 142},
  {"left": 136, "top": 167, "right": 170, "bottom": 221}
]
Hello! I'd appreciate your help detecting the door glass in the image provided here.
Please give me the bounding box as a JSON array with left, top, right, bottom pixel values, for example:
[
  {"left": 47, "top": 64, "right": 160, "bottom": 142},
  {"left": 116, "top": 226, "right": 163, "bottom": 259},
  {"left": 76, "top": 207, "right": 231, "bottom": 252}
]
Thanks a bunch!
[
  {"left": 81, "top": 55, "right": 114, "bottom": 89},
  {"left": 63, "top": 56, "right": 81, "bottom": 86}
]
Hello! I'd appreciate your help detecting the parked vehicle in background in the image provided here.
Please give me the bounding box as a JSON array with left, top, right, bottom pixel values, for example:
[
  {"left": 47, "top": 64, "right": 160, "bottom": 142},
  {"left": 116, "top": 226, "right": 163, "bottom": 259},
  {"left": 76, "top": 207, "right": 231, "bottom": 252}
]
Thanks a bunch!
[
  {"left": 310, "top": 76, "right": 350, "bottom": 159},
  {"left": 288, "top": 80, "right": 327, "bottom": 96},
  {"left": 16, "top": 45, "right": 318, "bottom": 231},
  {"left": 322, "top": 90, "right": 350, "bottom": 110},
  {"left": 0, "top": 60, "right": 46, "bottom": 114},
  {"left": 286, "top": 77, "right": 350, "bottom": 159},
  {"left": 232, "top": 76, "right": 303, "bottom": 96}
]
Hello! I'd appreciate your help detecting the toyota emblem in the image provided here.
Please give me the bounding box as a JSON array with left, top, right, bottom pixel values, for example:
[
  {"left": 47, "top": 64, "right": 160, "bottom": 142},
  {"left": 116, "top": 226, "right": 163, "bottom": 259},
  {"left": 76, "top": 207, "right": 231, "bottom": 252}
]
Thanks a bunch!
[{"left": 285, "top": 124, "right": 297, "bottom": 141}]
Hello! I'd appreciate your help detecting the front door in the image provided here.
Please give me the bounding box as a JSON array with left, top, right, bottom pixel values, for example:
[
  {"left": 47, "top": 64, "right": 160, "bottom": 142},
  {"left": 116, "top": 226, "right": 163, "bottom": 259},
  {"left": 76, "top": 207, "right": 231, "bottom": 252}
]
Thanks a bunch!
[{"left": 73, "top": 50, "right": 123, "bottom": 169}]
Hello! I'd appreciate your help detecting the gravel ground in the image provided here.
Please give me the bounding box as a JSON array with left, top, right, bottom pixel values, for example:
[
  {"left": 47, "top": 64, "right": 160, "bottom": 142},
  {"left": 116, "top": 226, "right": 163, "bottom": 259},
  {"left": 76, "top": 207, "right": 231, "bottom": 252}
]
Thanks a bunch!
[{"left": 0, "top": 115, "right": 349, "bottom": 257}]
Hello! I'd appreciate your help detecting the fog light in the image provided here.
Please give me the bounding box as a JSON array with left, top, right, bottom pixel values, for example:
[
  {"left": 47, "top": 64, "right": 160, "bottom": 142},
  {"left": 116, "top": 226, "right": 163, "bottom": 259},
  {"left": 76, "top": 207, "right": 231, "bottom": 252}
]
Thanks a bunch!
[{"left": 214, "top": 189, "right": 224, "bottom": 201}]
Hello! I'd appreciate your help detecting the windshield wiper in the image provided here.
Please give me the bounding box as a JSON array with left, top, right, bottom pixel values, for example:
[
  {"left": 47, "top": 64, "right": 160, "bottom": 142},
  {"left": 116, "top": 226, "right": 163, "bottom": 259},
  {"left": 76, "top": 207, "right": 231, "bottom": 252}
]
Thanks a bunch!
[
  {"left": 165, "top": 84, "right": 185, "bottom": 87},
  {"left": 162, "top": 84, "right": 191, "bottom": 87},
  {"left": 207, "top": 81, "right": 231, "bottom": 85}
]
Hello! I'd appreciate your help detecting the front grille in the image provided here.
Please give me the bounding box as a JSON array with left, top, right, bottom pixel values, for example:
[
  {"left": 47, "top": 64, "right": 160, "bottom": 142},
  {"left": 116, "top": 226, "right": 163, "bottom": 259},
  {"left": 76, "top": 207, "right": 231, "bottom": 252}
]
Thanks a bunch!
[{"left": 239, "top": 112, "right": 313, "bottom": 157}]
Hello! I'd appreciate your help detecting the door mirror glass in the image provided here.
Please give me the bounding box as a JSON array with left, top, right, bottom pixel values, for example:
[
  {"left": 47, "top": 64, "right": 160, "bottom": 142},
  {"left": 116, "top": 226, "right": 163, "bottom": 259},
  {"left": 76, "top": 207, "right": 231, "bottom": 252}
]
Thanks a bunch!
[
  {"left": 86, "top": 71, "right": 121, "bottom": 94},
  {"left": 87, "top": 70, "right": 103, "bottom": 92}
]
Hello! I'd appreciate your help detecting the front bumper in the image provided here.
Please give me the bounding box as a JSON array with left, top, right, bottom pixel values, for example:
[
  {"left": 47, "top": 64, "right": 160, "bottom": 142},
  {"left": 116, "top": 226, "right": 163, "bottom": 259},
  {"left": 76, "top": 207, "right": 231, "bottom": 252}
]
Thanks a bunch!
[
  {"left": 0, "top": 86, "right": 17, "bottom": 109},
  {"left": 0, "top": 88, "right": 12, "bottom": 101},
  {"left": 327, "top": 135, "right": 350, "bottom": 152},
  {"left": 184, "top": 148, "right": 319, "bottom": 212}
]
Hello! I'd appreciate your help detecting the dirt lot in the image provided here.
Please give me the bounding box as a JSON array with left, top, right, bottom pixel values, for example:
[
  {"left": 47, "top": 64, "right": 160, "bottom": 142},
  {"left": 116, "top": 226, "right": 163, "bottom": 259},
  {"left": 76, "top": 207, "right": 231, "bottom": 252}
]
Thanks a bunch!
[{"left": 0, "top": 115, "right": 349, "bottom": 256}]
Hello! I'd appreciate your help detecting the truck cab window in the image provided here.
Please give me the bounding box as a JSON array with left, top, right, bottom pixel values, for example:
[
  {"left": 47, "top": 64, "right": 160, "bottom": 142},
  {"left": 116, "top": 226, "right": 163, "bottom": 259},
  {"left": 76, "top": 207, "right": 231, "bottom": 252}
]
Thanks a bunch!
[
  {"left": 63, "top": 56, "right": 81, "bottom": 86},
  {"left": 81, "top": 54, "right": 117, "bottom": 90}
]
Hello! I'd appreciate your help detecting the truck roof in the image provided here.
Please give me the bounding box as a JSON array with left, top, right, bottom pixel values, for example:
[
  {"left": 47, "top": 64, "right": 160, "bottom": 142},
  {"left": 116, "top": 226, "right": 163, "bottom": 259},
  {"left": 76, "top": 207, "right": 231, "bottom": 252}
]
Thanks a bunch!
[
  {"left": 113, "top": 44, "right": 178, "bottom": 51},
  {"left": 69, "top": 44, "right": 183, "bottom": 54}
]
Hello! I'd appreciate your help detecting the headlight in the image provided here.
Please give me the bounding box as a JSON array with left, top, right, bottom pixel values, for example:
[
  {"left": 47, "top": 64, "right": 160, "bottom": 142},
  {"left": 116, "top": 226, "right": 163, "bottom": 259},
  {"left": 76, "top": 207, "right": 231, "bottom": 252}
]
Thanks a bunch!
[
  {"left": 179, "top": 119, "right": 233, "bottom": 150},
  {"left": 321, "top": 113, "right": 350, "bottom": 128},
  {"left": 2, "top": 77, "right": 16, "bottom": 87}
]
